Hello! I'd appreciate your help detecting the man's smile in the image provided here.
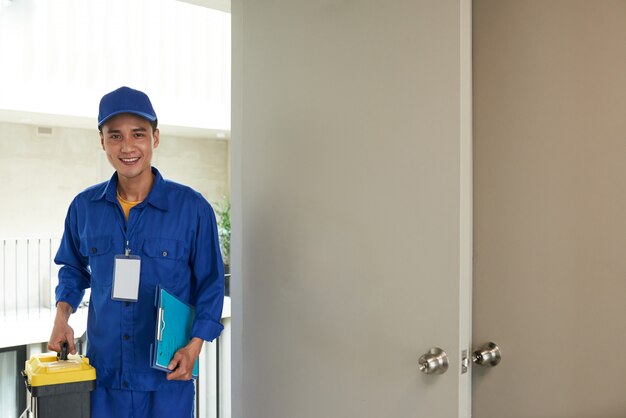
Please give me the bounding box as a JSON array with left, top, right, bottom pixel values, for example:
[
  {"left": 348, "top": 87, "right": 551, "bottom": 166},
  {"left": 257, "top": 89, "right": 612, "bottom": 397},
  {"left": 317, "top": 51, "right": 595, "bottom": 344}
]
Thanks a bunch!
[{"left": 120, "top": 157, "right": 140, "bottom": 164}]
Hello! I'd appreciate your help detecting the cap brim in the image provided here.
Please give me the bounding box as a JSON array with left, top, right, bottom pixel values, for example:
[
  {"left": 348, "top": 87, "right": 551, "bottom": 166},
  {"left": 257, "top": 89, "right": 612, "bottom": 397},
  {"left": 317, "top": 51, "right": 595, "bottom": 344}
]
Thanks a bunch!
[{"left": 98, "top": 110, "right": 157, "bottom": 128}]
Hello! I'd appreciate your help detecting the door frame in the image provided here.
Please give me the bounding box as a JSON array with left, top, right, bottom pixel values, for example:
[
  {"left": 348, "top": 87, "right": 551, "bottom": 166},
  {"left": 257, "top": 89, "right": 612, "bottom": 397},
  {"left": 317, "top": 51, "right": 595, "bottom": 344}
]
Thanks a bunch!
[{"left": 459, "top": 0, "right": 473, "bottom": 416}]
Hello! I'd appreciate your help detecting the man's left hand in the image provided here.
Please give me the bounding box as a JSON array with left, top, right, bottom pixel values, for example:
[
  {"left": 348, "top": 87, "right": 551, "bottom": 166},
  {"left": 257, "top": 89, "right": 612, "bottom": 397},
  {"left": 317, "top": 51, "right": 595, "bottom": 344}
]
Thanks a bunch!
[{"left": 166, "top": 337, "right": 204, "bottom": 381}]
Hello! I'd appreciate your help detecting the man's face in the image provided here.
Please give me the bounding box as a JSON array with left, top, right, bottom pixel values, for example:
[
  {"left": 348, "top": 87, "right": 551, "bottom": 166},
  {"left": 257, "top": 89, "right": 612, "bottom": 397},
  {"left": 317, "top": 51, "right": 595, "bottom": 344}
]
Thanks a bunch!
[{"left": 100, "top": 113, "right": 159, "bottom": 182}]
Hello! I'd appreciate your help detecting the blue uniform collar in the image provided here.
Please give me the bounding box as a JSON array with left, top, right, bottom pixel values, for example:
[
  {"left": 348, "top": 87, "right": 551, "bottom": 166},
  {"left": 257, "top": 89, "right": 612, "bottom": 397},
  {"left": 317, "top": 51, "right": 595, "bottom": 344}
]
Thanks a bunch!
[{"left": 93, "top": 167, "right": 169, "bottom": 211}]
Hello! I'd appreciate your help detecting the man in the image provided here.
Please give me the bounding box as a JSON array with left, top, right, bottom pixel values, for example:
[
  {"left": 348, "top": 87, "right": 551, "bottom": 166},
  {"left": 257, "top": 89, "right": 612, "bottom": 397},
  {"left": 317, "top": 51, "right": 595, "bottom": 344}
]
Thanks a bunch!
[{"left": 48, "top": 86, "right": 225, "bottom": 418}]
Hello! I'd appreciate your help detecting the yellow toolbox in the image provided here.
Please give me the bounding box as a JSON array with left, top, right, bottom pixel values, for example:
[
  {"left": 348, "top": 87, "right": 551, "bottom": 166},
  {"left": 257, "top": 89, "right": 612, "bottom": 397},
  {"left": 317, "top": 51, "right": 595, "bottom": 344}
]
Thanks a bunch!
[{"left": 22, "top": 346, "right": 96, "bottom": 418}]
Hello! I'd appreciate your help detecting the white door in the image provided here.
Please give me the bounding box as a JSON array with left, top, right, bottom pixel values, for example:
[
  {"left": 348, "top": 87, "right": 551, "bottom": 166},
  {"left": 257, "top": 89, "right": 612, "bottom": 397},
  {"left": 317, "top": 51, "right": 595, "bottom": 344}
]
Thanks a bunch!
[
  {"left": 473, "top": 1, "right": 626, "bottom": 416},
  {"left": 231, "top": 0, "right": 472, "bottom": 417}
]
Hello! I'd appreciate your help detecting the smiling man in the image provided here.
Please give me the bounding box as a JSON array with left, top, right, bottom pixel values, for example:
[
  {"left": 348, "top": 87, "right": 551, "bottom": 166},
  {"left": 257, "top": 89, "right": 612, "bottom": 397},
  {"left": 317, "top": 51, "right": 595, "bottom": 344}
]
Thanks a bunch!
[{"left": 48, "top": 86, "right": 225, "bottom": 418}]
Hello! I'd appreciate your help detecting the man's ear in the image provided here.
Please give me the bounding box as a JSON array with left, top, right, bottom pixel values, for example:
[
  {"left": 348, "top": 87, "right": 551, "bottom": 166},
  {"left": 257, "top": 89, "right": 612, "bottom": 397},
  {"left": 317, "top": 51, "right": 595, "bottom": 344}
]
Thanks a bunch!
[
  {"left": 153, "top": 129, "right": 160, "bottom": 149},
  {"left": 99, "top": 132, "right": 105, "bottom": 150}
]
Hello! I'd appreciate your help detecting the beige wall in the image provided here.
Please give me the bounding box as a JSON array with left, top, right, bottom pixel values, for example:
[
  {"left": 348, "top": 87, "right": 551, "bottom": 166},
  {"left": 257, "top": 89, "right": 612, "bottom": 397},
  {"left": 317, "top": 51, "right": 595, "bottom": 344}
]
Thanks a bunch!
[
  {"left": 0, "top": 121, "right": 229, "bottom": 238},
  {"left": 473, "top": 1, "right": 626, "bottom": 416}
]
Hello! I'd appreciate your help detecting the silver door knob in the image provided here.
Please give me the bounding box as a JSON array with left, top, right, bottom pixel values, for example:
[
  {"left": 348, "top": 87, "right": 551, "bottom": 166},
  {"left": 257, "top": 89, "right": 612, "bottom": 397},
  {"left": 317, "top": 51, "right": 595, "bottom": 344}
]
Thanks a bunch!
[
  {"left": 472, "top": 342, "right": 501, "bottom": 367},
  {"left": 418, "top": 347, "right": 449, "bottom": 375}
]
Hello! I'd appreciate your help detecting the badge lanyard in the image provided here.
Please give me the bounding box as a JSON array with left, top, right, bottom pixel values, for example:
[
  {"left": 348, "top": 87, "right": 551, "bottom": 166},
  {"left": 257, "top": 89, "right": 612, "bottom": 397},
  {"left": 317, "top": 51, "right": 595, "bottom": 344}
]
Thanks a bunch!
[{"left": 111, "top": 204, "right": 147, "bottom": 302}]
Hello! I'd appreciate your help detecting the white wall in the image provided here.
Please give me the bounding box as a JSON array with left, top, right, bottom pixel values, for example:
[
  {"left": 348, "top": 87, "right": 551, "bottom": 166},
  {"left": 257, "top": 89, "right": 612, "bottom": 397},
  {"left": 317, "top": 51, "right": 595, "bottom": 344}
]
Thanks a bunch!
[{"left": 0, "top": 121, "right": 229, "bottom": 238}]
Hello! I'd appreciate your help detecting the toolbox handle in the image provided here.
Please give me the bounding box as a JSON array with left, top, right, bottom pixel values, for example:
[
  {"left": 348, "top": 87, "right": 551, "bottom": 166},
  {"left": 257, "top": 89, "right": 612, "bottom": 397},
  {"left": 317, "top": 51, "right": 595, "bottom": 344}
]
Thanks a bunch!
[
  {"left": 20, "top": 370, "right": 30, "bottom": 387},
  {"left": 58, "top": 341, "right": 69, "bottom": 361}
]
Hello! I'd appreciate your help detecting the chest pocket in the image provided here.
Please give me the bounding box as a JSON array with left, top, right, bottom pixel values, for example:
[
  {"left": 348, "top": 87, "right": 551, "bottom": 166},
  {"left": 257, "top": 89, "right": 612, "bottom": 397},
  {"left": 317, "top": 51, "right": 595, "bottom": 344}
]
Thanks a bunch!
[
  {"left": 143, "top": 238, "right": 187, "bottom": 261},
  {"left": 142, "top": 238, "right": 189, "bottom": 287},
  {"left": 84, "top": 236, "right": 113, "bottom": 257},
  {"left": 83, "top": 236, "right": 114, "bottom": 288}
]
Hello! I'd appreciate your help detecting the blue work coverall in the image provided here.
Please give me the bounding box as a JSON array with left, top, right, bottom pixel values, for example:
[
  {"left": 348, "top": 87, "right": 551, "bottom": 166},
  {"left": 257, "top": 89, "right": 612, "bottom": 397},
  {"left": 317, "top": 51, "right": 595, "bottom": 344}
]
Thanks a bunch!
[{"left": 55, "top": 167, "right": 225, "bottom": 417}]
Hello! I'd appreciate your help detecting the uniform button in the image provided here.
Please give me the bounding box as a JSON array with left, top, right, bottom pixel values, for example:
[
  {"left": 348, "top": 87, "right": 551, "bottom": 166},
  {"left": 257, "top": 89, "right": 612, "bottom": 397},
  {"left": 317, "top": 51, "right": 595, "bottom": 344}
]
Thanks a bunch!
[
  {"left": 162, "top": 251, "right": 168, "bottom": 257},
  {"left": 123, "top": 381, "right": 129, "bottom": 388},
  {"left": 90, "top": 247, "right": 97, "bottom": 254},
  {"left": 123, "top": 334, "right": 130, "bottom": 340},
  {"left": 124, "top": 302, "right": 130, "bottom": 307}
]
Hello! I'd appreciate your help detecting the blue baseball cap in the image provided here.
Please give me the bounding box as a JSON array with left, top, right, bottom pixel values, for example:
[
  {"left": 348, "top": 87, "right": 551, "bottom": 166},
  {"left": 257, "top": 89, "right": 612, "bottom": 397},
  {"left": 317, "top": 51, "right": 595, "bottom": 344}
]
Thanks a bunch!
[{"left": 98, "top": 86, "right": 158, "bottom": 130}]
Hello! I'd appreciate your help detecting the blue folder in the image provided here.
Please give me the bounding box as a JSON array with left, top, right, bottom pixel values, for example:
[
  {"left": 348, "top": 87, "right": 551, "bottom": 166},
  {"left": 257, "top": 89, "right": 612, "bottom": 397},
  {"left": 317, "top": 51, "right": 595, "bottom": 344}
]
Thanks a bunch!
[{"left": 151, "top": 286, "right": 199, "bottom": 378}]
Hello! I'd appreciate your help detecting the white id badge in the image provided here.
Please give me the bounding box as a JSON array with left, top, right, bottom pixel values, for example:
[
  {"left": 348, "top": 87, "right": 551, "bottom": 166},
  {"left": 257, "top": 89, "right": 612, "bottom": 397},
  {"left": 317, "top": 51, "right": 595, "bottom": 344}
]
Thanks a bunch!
[{"left": 112, "top": 255, "right": 141, "bottom": 302}]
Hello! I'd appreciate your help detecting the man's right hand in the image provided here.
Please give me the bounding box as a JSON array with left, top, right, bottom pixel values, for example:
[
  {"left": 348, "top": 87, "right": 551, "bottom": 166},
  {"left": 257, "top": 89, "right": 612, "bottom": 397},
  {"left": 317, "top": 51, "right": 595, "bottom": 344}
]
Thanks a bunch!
[{"left": 47, "top": 301, "right": 77, "bottom": 355}]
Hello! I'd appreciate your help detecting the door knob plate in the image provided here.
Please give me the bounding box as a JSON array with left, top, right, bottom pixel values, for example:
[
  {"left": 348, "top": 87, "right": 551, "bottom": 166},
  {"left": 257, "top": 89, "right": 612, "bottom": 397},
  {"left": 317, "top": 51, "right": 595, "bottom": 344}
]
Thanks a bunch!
[
  {"left": 418, "top": 347, "right": 449, "bottom": 375},
  {"left": 472, "top": 342, "right": 501, "bottom": 367}
]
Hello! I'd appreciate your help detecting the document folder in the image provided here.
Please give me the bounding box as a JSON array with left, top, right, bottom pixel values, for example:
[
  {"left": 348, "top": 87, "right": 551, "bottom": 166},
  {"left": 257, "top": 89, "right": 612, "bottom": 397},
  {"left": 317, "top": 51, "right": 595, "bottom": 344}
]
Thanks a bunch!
[{"left": 151, "top": 286, "right": 199, "bottom": 378}]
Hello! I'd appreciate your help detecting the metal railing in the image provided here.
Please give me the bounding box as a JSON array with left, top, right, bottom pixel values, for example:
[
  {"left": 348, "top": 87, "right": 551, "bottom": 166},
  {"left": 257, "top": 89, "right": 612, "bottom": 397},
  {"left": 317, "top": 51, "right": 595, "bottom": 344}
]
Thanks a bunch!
[
  {"left": 1, "top": 237, "right": 231, "bottom": 418},
  {"left": 198, "top": 315, "right": 231, "bottom": 418},
  {"left": 0, "top": 238, "right": 60, "bottom": 321}
]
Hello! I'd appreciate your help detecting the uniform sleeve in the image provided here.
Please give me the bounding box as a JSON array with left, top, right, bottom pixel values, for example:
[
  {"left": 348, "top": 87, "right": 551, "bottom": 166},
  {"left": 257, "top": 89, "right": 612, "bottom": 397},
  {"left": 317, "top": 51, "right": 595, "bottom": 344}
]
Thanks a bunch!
[
  {"left": 54, "top": 199, "right": 91, "bottom": 312},
  {"left": 189, "top": 198, "right": 225, "bottom": 342}
]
